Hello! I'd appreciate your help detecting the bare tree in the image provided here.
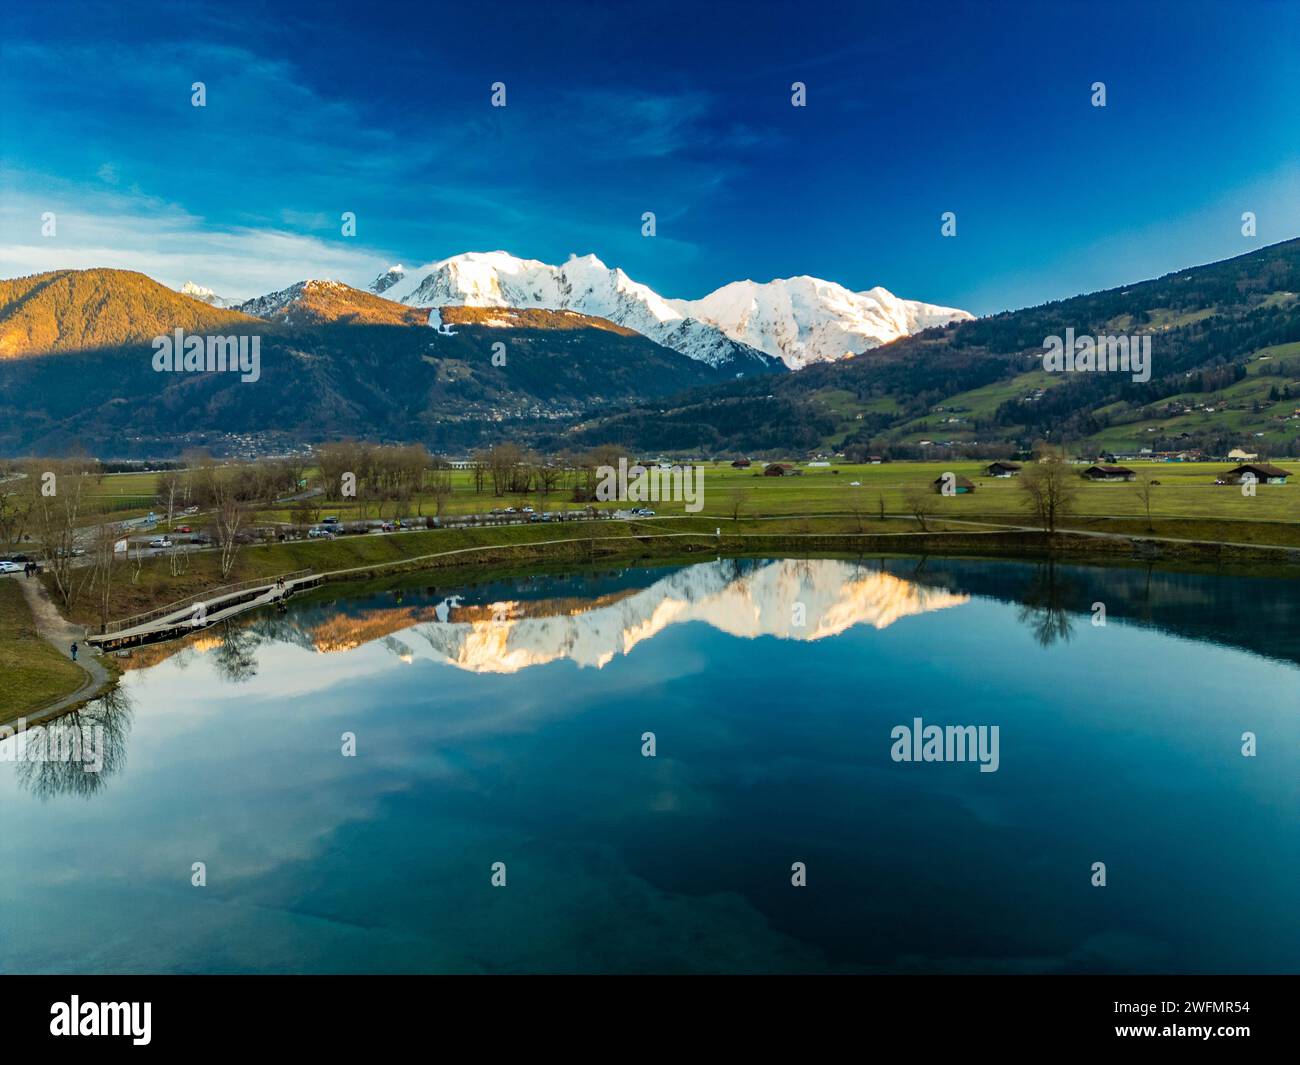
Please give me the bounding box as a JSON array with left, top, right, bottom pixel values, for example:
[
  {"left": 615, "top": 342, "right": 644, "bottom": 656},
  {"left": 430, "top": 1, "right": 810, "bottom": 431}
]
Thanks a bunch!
[
  {"left": 724, "top": 488, "right": 748, "bottom": 522},
  {"left": 25, "top": 458, "right": 97, "bottom": 607},
  {"left": 1133, "top": 474, "right": 1156, "bottom": 532},
  {"left": 87, "top": 521, "right": 125, "bottom": 631},
  {"left": 1018, "top": 454, "right": 1079, "bottom": 533},
  {"left": 901, "top": 482, "right": 935, "bottom": 532},
  {"left": 157, "top": 469, "right": 184, "bottom": 529},
  {"left": 429, "top": 466, "right": 454, "bottom": 517},
  {"left": 0, "top": 471, "right": 33, "bottom": 549}
]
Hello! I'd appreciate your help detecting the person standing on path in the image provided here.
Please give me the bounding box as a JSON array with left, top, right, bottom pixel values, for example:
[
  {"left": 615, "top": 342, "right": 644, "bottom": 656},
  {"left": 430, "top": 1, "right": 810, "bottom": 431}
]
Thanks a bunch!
[{"left": 70, "top": 641, "right": 78, "bottom": 662}]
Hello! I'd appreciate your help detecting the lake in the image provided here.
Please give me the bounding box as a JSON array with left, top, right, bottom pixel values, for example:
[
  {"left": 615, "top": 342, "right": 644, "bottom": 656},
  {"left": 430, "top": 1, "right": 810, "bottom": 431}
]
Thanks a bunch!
[{"left": 1, "top": 555, "right": 1296, "bottom": 974}]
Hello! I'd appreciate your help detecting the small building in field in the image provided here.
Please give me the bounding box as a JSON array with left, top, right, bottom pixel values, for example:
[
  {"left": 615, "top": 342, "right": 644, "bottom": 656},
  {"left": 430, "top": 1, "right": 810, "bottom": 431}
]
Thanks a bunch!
[
  {"left": 932, "top": 474, "right": 976, "bottom": 494},
  {"left": 1221, "top": 462, "right": 1291, "bottom": 485},
  {"left": 1083, "top": 464, "right": 1136, "bottom": 482},
  {"left": 764, "top": 463, "right": 796, "bottom": 477},
  {"left": 1226, "top": 448, "right": 1258, "bottom": 462},
  {"left": 731, "top": 458, "right": 752, "bottom": 468},
  {"left": 867, "top": 455, "right": 884, "bottom": 464},
  {"left": 984, "top": 461, "right": 1023, "bottom": 478},
  {"left": 807, "top": 460, "right": 831, "bottom": 468}
]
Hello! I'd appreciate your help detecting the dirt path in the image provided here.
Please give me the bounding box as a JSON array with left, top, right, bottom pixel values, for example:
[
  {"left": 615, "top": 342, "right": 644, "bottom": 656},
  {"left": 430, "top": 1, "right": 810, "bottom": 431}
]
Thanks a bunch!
[{"left": 11, "top": 575, "right": 112, "bottom": 718}]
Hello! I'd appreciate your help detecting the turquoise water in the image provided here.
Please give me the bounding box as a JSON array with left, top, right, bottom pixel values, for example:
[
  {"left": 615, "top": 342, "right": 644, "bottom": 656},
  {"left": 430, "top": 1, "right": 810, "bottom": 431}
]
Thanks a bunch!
[{"left": 1, "top": 556, "right": 1296, "bottom": 973}]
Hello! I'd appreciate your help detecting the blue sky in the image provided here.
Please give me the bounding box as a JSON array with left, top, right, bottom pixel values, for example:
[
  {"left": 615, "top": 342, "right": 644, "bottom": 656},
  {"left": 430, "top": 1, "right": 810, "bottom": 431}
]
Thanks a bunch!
[{"left": 2, "top": 0, "right": 1298, "bottom": 313}]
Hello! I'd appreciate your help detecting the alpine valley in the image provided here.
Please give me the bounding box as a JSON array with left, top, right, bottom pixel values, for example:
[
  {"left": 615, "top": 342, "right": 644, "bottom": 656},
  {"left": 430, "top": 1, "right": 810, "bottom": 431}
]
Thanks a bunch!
[{"left": 0, "top": 241, "right": 1298, "bottom": 458}]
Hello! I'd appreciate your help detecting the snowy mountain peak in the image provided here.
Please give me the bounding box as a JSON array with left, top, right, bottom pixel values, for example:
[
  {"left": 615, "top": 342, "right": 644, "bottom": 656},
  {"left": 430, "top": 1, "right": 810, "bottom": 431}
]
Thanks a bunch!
[
  {"left": 369, "top": 265, "right": 406, "bottom": 294},
  {"left": 234, "top": 279, "right": 349, "bottom": 319},
  {"left": 375, "top": 252, "right": 969, "bottom": 372},
  {"left": 378, "top": 252, "right": 782, "bottom": 373},
  {"left": 670, "top": 275, "right": 974, "bottom": 369},
  {"left": 177, "top": 280, "right": 236, "bottom": 308}
]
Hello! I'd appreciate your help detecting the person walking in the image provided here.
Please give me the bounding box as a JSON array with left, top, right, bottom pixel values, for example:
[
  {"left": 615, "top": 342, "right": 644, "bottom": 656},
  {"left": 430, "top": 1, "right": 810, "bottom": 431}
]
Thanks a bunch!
[{"left": 70, "top": 641, "right": 78, "bottom": 662}]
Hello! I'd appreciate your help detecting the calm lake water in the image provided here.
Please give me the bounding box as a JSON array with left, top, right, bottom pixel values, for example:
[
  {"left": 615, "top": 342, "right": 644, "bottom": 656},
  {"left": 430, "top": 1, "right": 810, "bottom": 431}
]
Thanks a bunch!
[{"left": 1, "top": 555, "right": 1296, "bottom": 974}]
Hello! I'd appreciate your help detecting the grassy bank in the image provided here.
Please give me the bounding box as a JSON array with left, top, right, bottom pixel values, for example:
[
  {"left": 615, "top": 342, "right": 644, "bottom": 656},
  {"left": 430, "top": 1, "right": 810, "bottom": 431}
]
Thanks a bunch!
[{"left": 0, "top": 580, "right": 89, "bottom": 721}]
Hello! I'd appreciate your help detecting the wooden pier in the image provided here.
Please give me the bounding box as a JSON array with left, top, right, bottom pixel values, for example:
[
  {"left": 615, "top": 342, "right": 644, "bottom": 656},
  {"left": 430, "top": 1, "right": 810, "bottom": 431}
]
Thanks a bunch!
[{"left": 86, "top": 571, "right": 323, "bottom": 651}]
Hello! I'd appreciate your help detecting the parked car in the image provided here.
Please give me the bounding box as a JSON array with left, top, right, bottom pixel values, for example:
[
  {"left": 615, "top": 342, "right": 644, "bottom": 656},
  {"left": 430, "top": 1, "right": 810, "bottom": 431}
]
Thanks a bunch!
[
  {"left": 521, "top": 506, "right": 534, "bottom": 514},
  {"left": 175, "top": 525, "right": 192, "bottom": 533},
  {"left": 381, "top": 522, "right": 397, "bottom": 532},
  {"left": 149, "top": 537, "right": 173, "bottom": 549},
  {"left": 322, "top": 516, "right": 340, "bottom": 526},
  {"left": 631, "top": 508, "right": 656, "bottom": 517},
  {"left": 308, "top": 527, "right": 335, "bottom": 539},
  {"left": 0, "top": 560, "right": 21, "bottom": 573}
]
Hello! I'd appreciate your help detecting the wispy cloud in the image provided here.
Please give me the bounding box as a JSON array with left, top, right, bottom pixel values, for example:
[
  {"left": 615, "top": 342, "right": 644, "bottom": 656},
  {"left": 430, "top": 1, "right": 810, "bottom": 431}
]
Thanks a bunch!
[{"left": 0, "top": 169, "right": 394, "bottom": 299}]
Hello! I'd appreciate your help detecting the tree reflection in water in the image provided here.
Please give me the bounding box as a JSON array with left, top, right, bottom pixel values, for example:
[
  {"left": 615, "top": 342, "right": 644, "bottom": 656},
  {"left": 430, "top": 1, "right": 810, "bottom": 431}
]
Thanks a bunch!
[
  {"left": 14, "top": 685, "right": 134, "bottom": 800},
  {"left": 1016, "top": 561, "right": 1076, "bottom": 647},
  {"left": 211, "top": 620, "right": 262, "bottom": 683}
]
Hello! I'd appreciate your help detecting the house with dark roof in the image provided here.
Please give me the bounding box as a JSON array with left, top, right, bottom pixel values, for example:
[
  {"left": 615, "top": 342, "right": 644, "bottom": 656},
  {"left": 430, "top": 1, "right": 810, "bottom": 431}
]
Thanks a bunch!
[
  {"left": 932, "top": 474, "right": 976, "bottom": 495},
  {"left": 984, "top": 461, "right": 1022, "bottom": 478},
  {"left": 763, "top": 462, "right": 796, "bottom": 476},
  {"left": 1220, "top": 462, "right": 1291, "bottom": 485},
  {"left": 1083, "top": 464, "right": 1136, "bottom": 482}
]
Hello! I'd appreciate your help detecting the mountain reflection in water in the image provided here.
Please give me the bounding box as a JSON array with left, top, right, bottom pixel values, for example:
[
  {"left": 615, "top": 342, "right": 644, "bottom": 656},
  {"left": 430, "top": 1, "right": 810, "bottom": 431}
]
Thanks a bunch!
[{"left": 106, "top": 555, "right": 1300, "bottom": 685}]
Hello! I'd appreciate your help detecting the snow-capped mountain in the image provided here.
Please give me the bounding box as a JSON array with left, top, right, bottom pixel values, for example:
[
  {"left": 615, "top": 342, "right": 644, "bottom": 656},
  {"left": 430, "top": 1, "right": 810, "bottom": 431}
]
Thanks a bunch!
[
  {"left": 670, "top": 276, "right": 974, "bottom": 369},
  {"left": 369, "top": 265, "right": 405, "bottom": 294},
  {"left": 373, "top": 252, "right": 783, "bottom": 375},
  {"left": 373, "top": 252, "right": 971, "bottom": 373},
  {"left": 234, "top": 280, "right": 325, "bottom": 321},
  {"left": 177, "top": 280, "right": 237, "bottom": 308}
]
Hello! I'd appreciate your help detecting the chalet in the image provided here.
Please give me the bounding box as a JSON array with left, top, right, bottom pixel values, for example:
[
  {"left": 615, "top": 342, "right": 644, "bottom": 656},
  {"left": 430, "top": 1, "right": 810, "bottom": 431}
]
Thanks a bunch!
[
  {"left": 984, "top": 461, "right": 1022, "bottom": 478},
  {"left": 932, "top": 474, "right": 976, "bottom": 495},
  {"left": 764, "top": 463, "right": 796, "bottom": 477},
  {"left": 1220, "top": 463, "right": 1291, "bottom": 485},
  {"left": 730, "top": 458, "right": 752, "bottom": 468},
  {"left": 1083, "top": 465, "right": 1136, "bottom": 482},
  {"left": 1226, "top": 448, "right": 1258, "bottom": 462},
  {"left": 867, "top": 456, "right": 884, "bottom": 464}
]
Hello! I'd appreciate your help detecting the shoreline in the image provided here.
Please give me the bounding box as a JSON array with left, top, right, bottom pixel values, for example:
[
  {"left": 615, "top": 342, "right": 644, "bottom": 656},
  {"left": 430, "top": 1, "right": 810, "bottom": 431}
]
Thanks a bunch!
[{"left": 9, "top": 520, "right": 1298, "bottom": 723}]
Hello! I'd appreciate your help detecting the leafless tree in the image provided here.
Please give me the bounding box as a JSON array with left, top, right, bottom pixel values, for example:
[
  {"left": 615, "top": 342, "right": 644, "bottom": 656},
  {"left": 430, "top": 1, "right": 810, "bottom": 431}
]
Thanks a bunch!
[
  {"left": 1133, "top": 474, "right": 1156, "bottom": 532},
  {"left": 25, "top": 457, "right": 97, "bottom": 607},
  {"left": 157, "top": 469, "right": 184, "bottom": 528},
  {"left": 901, "top": 482, "right": 935, "bottom": 532},
  {"left": 0, "top": 471, "right": 33, "bottom": 549},
  {"left": 87, "top": 521, "right": 125, "bottom": 631},
  {"left": 429, "top": 465, "right": 454, "bottom": 517},
  {"left": 724, "top": 488, "right": 748, "bottom": 522},
  {"left": 1018, "top": 453, "right": 1079, "bottom": 533}
]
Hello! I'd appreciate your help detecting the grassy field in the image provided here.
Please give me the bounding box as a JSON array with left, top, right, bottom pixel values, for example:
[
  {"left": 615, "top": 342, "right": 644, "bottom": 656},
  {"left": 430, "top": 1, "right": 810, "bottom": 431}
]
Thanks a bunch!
[
  {"left": 63, "top": 458, "right": 1300, "bottom": 532},
  {"left": 235, "top": 459, "right": 1298, "bottom": 524},
  {"left": 0, "top": 580, "right": 87, "bottom": 721}
]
